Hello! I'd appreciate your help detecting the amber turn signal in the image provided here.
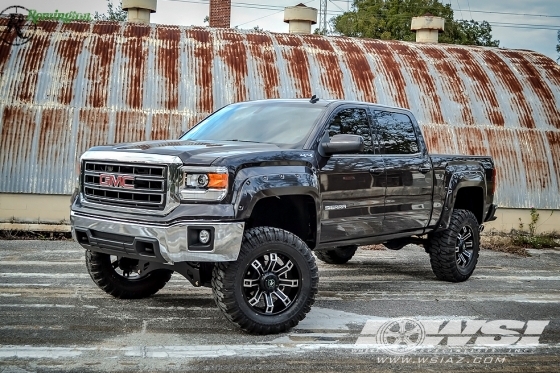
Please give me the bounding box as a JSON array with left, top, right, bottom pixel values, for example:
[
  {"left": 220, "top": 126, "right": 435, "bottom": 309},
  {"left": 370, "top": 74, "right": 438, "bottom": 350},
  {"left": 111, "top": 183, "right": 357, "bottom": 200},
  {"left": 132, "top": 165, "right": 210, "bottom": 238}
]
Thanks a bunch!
[{"left": 208, "top": 173, "right": 228, "bottom": 189}]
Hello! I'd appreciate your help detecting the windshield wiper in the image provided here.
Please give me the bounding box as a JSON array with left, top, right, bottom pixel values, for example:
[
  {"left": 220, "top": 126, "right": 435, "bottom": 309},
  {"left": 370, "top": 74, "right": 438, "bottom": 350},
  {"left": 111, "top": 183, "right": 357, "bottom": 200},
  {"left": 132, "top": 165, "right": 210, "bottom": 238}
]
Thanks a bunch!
[{"left": 223, "top": 139, "right": 260, "bottom": 143}]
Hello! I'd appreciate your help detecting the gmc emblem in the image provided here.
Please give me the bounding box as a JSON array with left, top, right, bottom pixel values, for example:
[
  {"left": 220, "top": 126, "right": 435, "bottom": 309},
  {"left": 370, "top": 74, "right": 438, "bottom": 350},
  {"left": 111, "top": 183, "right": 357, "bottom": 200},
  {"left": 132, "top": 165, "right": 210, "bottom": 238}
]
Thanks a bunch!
[{"left": 99, "top": 174, "right": 134, "bottom": 189}]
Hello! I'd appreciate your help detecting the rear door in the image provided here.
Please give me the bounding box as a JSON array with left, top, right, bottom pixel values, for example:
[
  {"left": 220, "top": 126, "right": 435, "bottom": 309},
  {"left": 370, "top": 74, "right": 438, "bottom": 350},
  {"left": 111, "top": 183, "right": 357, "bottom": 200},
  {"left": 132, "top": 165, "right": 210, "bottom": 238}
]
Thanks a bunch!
[
  {"left": 371, "top": 109, "right": 433, "bottom": 234},
  {"left": 318, "top": 105, "right": 386, "bottom": 243}
]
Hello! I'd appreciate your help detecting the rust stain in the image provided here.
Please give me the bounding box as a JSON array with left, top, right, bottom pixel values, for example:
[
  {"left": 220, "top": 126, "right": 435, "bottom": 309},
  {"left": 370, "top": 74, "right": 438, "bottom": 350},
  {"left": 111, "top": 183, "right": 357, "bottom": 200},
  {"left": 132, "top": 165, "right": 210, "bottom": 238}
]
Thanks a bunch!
[
  {"left": 168, "top": 113, "right": 184, "bottom": 138},
  {"left": 13, "top": 25, "right": 52, "bottom": 103},
  {"left": 0, "top": 18, "right": 14, "bottom": 69},
  {"left": 301, "top": 35, "right": 344, "bottom": 98},
  {"left": 114, "top": 111, "right": 147, "bottom": 144},
  {"left": 361, "top": 39, "right": 409, "bottom": 109},
  {"left": 218, "top": 29, "right": 249, "bottom": 103},
  {"left": 37, "top": 20, "right": 59, "bottom": 33},
  {"left": 545, "top": 131, "right": 560, "bottom": 183},
  {"left": 331, "top": 37, "right": 376, "bottom": 102},
  {"left": 454, "top": 127, "right": 488, "bottom": 155},
  {"left": 151, "top": 113, "right": 170, "bottom": 140},
  {"left": 526, "top": 51, "right": 560, "bottom": 89},
  {"left": 0, "top": 107, "right": 36, "bottom": 173},
  {"left": 246, "top": 33, "right": 280, "bottom": 99},
  {"left": 86, "top": 24, "right": 118, "bottom": 108},
  {"left": 420, "top": 46, "right": 474, "bottom": 126},
  {"left": 516, "top": 128, "right": 551, "bottom": 190},
  {"left": 498, "top": 50, "right": 560, "bottom": 130},
  {"left": 37, "top": 108, "right": 72, "bottom": 191},
  {"left": 479, "top": 49, "right": 534, "bottom": 128},
  {"left": 156, "top": 26, "right": 180, "bottom": 110},
  {"left": 54, "top": 34, "right": 84, "bottom": 105},
  {"left": 275, "top": 34, "right": 312, "bottom": 98},
  {"left": 122, "top": 23, "right": 150, "bottom": 109},
  {"left": 446, "top": 47, "right": 505, "bottom": 126},
  {"left": 390, "top": 42, "right": 444, "bottom": 124},
  {"left": 185, "top": 28, "right": 214, "bottom": 114},
  {"left": 77, "top": 109, "right": 110, "bottom": 157},
  {"left": 482, "top": 128, "right": 521, "bottom": 193},
  {"left": 61, "top": 21, "right": 90, "bottom": 33},
  {"left": 421, "top": 125, "right": 457, "bottom": 154},
  {"left": 92, "top": 22, "right": 121, "bottom": 35}
]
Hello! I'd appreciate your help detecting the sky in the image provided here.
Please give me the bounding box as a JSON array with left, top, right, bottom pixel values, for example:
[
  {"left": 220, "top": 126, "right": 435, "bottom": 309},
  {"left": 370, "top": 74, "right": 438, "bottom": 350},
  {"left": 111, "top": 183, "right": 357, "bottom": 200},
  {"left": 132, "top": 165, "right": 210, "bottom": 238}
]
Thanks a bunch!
[{"left": 1, "top": 0, "right": 559, "bottom": 61}]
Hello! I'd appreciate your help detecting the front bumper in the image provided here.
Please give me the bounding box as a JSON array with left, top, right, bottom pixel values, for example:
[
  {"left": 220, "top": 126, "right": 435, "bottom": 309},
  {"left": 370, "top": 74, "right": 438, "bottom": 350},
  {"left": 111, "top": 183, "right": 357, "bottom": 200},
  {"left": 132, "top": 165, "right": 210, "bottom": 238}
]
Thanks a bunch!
[{"left": 71, "top": 211, "right": 244, "bottom": 263}]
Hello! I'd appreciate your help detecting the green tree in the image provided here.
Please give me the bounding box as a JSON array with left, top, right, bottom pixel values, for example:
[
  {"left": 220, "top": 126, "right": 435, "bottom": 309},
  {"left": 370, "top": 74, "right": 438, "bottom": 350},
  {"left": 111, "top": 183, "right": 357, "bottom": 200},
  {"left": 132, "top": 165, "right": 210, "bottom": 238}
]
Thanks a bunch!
[
  {"left": 332, "top": 0, "right": 499, "bottom": 47},
  {"left": 94, "top": 0, "right": 127, "bottom": 21}
]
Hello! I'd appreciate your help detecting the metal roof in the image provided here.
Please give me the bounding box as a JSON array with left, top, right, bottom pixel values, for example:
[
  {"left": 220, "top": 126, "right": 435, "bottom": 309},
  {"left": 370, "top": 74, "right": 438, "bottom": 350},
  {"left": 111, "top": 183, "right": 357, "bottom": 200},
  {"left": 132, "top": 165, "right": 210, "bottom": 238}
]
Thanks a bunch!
[{"left": 1, "top": 20, "right": 559, "bottom": 209}]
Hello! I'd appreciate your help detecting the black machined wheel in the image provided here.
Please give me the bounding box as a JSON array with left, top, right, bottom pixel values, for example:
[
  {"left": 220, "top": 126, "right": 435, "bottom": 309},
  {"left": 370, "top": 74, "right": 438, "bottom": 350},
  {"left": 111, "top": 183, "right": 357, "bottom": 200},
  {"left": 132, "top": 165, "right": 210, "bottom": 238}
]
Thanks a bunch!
[
  {"left": 85, "top": 251, "right": 173, "bottom": 299},
  {"left": 427, "top": 209, "right": 480, "bottom": 283},
  {"left": 242, "top": 252, "right": 302, "bottom": 315},
  {"left": 212, "top": 227, "right": 319, "bottom": 335},
  {"left": 456, "top": 225, "right": 475, "bottom": 268},
  {"left": 314, "top": 245, "right": 358, "bottom": 265}
]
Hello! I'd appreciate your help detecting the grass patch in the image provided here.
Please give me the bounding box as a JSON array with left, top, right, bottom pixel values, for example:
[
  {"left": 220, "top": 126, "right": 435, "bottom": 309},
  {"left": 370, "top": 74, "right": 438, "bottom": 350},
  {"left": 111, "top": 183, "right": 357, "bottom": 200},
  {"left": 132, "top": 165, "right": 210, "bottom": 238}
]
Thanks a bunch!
[
  {"left": 0, "top": 230, "right": 72, "bottom": 241},
  {"left": 480, "top": 235, "right": 530, "bottom": 257}
]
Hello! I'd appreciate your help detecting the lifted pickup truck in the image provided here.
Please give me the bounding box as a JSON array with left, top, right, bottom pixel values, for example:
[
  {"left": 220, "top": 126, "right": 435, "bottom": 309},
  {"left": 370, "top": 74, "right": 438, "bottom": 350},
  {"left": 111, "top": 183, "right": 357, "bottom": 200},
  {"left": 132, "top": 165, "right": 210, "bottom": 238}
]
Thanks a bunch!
[{"left": 71, "top": 98, "right": 497, "bottom": 334}]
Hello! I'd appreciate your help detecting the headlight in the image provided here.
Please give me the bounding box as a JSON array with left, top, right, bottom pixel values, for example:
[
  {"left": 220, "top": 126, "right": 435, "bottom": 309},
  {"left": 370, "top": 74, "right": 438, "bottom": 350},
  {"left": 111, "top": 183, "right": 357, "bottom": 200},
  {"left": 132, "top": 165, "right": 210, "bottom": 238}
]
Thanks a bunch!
[{"left": 180, "top": 167, "right": 229, "bottom": 201}]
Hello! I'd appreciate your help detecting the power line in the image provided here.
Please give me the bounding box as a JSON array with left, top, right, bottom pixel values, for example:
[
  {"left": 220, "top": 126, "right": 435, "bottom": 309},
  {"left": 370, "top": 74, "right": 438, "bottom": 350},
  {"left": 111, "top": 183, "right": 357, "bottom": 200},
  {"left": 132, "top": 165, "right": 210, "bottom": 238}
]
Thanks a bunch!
[
  {"left": 163, "top": 0, "right": 344, "bottom": 14},
  {"left": 235, "top": 0, "right": 316, "bottom": 27},
  {"left": 161, "top": 0, "right": 560, "bottom": 32},
  {"left": 466, "top": 9, "right": 560, "bottom": 18},
  {"left": 455, "top": 0, "right": 464, "bottom": 19}
]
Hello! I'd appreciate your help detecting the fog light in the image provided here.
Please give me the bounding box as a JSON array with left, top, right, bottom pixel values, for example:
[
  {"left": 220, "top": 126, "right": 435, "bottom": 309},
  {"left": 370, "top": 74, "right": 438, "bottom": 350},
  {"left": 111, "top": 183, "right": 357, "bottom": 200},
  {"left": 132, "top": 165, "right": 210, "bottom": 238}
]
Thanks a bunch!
[{"left": 199, "top": 230, "right": 211, "bottom": 244}]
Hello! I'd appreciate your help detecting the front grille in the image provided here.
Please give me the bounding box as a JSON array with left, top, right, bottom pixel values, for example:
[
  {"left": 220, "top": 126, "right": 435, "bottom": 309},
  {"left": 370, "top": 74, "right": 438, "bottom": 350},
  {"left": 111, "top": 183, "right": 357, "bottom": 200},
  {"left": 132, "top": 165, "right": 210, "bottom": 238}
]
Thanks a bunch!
[{"left": 82, "top": 161, "right": 167, "bottom": 210}]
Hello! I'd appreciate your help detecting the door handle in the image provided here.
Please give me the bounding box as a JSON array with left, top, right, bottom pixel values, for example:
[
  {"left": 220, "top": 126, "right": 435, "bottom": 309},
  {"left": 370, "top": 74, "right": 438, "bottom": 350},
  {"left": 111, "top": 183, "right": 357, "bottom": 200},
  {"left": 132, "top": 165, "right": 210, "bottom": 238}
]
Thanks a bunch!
[
  {"left": 418, "top": 167, "right": 431, "bottom": 173},
  {"left": 369, "top": 168, "right": 384, "bottom": 175}
]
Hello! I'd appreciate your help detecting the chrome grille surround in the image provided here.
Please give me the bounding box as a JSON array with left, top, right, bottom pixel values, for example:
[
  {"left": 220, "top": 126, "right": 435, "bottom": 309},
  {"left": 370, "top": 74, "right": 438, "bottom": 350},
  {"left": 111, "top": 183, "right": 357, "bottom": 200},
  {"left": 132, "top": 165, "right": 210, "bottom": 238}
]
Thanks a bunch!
[{"left": 79, "top": 151, "right": 183, "bottom": 216}]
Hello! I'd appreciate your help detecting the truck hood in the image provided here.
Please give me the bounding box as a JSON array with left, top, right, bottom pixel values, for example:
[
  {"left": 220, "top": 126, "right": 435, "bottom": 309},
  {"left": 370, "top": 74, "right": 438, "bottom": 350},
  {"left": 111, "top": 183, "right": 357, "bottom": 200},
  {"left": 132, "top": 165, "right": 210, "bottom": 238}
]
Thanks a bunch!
[{"left": 89, "top": 139, "right": 283, "bottom": 165}]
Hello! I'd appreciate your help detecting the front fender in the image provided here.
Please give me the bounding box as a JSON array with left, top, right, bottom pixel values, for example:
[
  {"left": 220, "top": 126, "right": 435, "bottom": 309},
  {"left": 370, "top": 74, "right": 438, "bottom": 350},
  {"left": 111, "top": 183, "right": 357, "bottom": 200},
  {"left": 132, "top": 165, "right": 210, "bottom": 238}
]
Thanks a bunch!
[{"left": 232, "top": 167, "right": 320, "bottom": 221}]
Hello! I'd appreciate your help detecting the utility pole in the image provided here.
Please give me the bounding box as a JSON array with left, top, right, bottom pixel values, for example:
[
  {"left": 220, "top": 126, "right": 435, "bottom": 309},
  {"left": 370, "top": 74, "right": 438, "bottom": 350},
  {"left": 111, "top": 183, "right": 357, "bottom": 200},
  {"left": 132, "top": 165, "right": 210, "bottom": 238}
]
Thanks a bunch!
[{"left": 319, "top": 0, "right": 327, "bottom": 34}]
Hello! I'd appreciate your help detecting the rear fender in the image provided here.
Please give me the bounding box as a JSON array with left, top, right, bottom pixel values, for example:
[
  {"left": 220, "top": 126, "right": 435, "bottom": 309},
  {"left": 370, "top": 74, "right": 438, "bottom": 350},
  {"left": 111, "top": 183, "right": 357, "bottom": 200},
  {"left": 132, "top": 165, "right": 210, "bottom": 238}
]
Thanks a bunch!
[{"left": 436, "top": 169, "right": 485, "bottom": 231}]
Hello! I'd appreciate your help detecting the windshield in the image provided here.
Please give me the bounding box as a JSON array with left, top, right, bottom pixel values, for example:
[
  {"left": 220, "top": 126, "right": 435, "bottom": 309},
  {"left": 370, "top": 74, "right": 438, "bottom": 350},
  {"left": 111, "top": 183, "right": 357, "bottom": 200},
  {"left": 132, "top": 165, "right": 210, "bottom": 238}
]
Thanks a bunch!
[{"left": 180, "top": 102, "right": 326, "bottom": 148}]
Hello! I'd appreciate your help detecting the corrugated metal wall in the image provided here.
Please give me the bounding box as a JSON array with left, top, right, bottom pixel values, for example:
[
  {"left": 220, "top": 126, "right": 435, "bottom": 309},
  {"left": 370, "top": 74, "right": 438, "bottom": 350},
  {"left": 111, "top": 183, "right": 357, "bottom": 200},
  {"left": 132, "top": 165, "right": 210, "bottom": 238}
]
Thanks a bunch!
[{"left": 1, "top": 20, "right": 559, "bottom": 208}]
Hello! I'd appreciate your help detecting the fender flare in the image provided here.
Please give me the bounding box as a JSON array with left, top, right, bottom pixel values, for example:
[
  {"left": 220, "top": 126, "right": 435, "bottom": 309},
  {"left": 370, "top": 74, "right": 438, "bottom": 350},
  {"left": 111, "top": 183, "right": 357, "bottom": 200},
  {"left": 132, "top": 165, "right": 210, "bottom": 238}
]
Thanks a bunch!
[{"left": 436, "top": 170, "right": 485, "bottom": 231}]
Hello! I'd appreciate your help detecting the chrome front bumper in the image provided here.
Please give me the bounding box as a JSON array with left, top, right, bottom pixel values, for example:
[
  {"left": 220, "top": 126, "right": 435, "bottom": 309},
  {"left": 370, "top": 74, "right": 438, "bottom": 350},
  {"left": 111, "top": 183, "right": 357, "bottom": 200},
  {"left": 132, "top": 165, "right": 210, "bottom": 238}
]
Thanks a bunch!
[{"left": 70, "top": 211, "right": 244, "bottom": 263}]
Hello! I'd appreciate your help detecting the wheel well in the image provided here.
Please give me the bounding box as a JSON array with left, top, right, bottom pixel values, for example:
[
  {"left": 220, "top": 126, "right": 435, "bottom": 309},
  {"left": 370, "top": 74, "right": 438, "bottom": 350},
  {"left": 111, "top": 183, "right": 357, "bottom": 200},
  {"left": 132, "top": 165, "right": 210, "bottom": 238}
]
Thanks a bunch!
[
  {"left": 453, "top": 187, "right": 484, "bottom": 224},
  {"left": 246, "top": 195, "right": 317, "bottom": 249}
]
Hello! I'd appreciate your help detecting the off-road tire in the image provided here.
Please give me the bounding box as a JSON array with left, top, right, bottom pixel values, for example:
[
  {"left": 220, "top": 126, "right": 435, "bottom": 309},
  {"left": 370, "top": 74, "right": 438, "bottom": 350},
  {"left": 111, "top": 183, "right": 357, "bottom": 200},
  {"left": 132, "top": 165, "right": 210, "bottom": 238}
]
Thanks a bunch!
[
  {"left": 315, "top": 245, "right": 358, "bottom": 264},
  {"left": 211, "top": 227, "right": 319, "bottom": 334},
  {"left": 85, "top": 251, "right": 173, "bottom": 299},
  {"left": 428, "top": 209, "right": 480, "bottom": 282}
]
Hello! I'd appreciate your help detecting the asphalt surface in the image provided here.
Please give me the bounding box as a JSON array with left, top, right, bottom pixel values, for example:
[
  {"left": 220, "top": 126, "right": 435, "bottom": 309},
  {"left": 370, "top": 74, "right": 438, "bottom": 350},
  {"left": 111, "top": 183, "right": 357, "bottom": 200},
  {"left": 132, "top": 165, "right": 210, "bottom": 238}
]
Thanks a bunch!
[{"left": 1, "top": 240, "right": 559, "bottom": 372}]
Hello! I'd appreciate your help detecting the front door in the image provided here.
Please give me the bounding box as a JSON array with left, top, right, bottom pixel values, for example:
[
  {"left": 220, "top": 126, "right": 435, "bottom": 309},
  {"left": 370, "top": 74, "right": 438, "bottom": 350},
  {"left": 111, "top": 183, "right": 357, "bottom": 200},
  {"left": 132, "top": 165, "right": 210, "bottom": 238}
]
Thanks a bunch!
[
  {"left": 318, "top": 106, "right": 386, "bottom": 243},
  {"left": 371, "top": 109, "right": 433, "bottom": 234}
]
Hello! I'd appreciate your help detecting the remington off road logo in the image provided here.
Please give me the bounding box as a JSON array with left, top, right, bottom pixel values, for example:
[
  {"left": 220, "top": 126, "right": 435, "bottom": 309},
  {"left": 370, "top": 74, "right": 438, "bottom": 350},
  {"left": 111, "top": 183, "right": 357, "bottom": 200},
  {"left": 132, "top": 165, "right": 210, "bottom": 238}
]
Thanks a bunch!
[
  {"left": 1, "top": 5, "right": 91, "bottom": 46},
  {"left": 27, "top": 9, "right": 92, "bottom": 24},
  {"left": 0, "top": 5, "right": 36, "bottom": 46}
]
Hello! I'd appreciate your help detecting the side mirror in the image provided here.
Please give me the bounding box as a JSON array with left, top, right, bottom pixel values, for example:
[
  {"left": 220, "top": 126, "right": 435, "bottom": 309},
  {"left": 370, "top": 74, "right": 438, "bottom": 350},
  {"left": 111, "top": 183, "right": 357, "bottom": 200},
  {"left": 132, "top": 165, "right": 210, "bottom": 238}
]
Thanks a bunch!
[{"left": 320, "top": 134, "right": 364, "bottom": 155}]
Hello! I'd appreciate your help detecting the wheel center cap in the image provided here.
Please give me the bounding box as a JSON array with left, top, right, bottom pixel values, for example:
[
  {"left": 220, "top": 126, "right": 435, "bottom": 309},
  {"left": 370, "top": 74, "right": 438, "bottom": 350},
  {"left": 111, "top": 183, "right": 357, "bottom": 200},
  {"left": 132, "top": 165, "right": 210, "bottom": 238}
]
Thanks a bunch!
[{"left": 261, "top": 273, "right": 279, "bottom": 291}]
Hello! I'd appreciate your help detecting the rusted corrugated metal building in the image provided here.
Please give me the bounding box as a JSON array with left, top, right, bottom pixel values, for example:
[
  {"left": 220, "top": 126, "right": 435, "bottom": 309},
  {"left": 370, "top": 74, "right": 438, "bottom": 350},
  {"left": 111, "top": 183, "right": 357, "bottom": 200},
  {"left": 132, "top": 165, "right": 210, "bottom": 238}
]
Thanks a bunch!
[{"left": 1, "top": 20, "right": 559, "bottom": 214}]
